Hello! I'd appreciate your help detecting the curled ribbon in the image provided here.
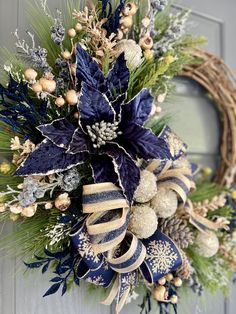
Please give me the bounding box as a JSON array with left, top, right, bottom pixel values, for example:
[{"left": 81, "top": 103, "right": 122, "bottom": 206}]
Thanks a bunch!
[
  {"left": 70, "top": 181, "right": 182, "bottom": 313},
  {"left": 70, "top": 127, "right": 191, "bottom": 312}
]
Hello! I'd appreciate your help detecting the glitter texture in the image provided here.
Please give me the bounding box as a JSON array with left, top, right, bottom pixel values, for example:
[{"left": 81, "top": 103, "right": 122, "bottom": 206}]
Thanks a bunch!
[
  {"left": 151, "top": 187, "right": 178, "bottom": 218},
  {"left": 128, "top": 205, "right": 158, "bottom": 239},
  {"left": 134, "top": 170, "right": 157, "bottom": 203}
]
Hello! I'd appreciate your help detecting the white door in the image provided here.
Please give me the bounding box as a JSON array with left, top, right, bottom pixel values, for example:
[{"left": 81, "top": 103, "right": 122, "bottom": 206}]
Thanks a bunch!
[{"left": 0, "top": 0, "right": 236, "bottom": 313}]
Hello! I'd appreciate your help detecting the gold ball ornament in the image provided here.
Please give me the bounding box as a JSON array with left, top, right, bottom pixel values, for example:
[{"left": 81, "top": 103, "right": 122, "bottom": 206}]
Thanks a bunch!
[
  {"left": 151, "top": 187, "right": 178, "bottom": 218},
  {"left": 170, "top": 295, "right": 178, "bottom": 304},
  {"left": 62, "top": 50, "right": 72, "bottom": 60},
  {"left": 173, "top": 277, "right": 182, "bottom": 287},
  {"left": 24, "top": 68, "right": 38, "bottom": 81},
  {"left": 156, "top": 106, "right": 162, "bottom": 114},
  {"left": 128, "top": 205, "right": 158, "bottom": 239},
  {"left": 10, "top": 204, "right": 22, "bottom": 214},
  {"left": 153, "top": 286, "right": 166, "bottom": 301},
  {"left": 134, "top": 170, "right": 157, "bottom": 203},
  {"left": 195, "top": 231, "right": 219, "bottom": 258},
  {"left": 123, "top": 2, "right": 138, "bottom": 16},
  {"left": 66, "top": 90, "right": 78, "bottom": 106},
  {"left": 165, "top": 273, "right": 174, "bottom": 281},
  {"left": 120, "top": 16, "right": 133, "bottom": 28},
  {"left": 139, "top": 36, "right": 154, "bottom": 50},
  {"left": 45, "top": 202, "right": 53, "bottom": 210},
  {"left": 158, "top": 277, "right": 166, "bottom": 286},
  {"left": 157, "top": 93, "right": 167, "bottom": 103},
  {"left": 74, "top": 112, "right": 80, "bottom": 119},
  {"left": 202, "top": 167, "right": 212, "bottom": 177},
  {"left": 21, "top": 204, "right": 37, "bottom": 218},
  {"left": 0, "top": 204, "right": 6, "bottom": 213},
  {"left": 39, "top": 78, "right": 56, "bottom": 93},
  {"left": 55, "top": 96, "right": 65, "bottom": 107},
  {"left": 32, "top": 82, "right": 43, "bottom": 93},
  {"left": 71, "top": 63, "right": 77, "bottom": 76},
  {"left": 0, "top": 161, "right": 11, "bottom": 174},
  {"left": 68, "top": 28, "right": 76, "bottom": 38},
  {"left": 75, "top": 23, "right": 83, "bottom": 32},
  {"left": 55, "top": 193, "right": 71, "bottom": 211},
  {"left": 142, "top": 17, "right": 151, "bottom": 28}
]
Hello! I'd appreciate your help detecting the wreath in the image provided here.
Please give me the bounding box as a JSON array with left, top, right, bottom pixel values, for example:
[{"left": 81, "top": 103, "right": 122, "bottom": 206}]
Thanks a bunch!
[
  {"left": 183, "top": 49, "right": 236, "bottom": 186},
  {"left": 0, "top": 1, "right": 235, "bottom": 314}
]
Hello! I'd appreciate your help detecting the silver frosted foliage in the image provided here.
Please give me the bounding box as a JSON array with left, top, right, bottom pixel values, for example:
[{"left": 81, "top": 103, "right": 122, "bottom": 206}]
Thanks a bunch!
[
  {"left": 29, "top": 47, "right": 52, "bottom": 73},
  {"left": 18, "top": 177, "right": 45, "bottom": 208},
  {"left": 60, "top": 168, "right": 81, "bottom": 192},
  {"left": 50, "top": 11, "right": 65, "bottom": 45}
]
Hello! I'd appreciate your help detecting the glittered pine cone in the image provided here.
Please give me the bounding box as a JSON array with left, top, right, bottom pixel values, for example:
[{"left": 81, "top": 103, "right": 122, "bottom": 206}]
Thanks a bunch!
[{"left": 158, "top": 216, "right": 194, "bottom": 249}]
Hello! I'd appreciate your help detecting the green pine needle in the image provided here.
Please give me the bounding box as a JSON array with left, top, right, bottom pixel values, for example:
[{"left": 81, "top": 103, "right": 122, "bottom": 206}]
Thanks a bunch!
[{"left": 189, "top": 182, "right": 227, "bottom": 202}]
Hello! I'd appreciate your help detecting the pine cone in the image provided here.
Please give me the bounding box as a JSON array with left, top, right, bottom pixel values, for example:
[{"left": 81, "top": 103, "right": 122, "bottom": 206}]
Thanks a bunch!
[
  {"left": 158, "top": 216, "right": 194, "bottom": 249},
  {"left": 176, "top": 252, "right": 193, "bottom": 279}
]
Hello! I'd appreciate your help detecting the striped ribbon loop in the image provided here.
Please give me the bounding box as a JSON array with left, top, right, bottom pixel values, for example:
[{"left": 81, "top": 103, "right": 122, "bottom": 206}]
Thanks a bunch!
[
  {"left": 143, "top": 159, "right": 172, "bottom": 177},
  {"left": 105, "top": 232, "right": 146, "bottom": 273},
  {"left": 70, "top": 223, "right": 115, "bottom": 288},
  {"left": 83, "top": 182, "right": 128, "bottom": 214},
  {"left": 157, "top": 167, "right": 194, "bottom": 203},
  {"left": 102, "top": 271, "right": 139, "bottom": 313},
  {"left": 86, "top": 207, "right": 130, "bottom": 254}
]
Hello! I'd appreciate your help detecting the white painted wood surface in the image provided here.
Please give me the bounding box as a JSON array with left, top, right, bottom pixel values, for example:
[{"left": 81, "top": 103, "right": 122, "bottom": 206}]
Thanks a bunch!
[{"left": 0, "top": 0, "right": 236, "bottom": 313}]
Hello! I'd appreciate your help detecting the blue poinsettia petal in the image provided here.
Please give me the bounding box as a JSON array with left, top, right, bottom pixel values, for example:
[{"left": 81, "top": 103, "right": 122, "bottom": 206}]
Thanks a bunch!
[
  {"left": 121, "top": 89, "right": 153, "bottom": 127},
  {"left": 37, "top": 118, "right": 76, "bottom": 149},
  {"left": 118, "top": 124, "right": 172, "bottom": 161},
  {"left": 90, "top": 155, "right": 118, "bottom": 183},
  {"left": 67, "top": 128, "right": 91, "bottom": 154},
  {"left": 106, "top": 53, "right": 130, "bottom": 100},
  {"left": 79, "top": 82, "right": 115, "bottom": 127},
  {"left": 105, "top": 143, "right": 140, "bottom": 205},
  {"left": 15, "top": 139, "right": 87, "bottom": 176},
  {"left": 76, "top": 44, "right": 105, "bottom": 92}
]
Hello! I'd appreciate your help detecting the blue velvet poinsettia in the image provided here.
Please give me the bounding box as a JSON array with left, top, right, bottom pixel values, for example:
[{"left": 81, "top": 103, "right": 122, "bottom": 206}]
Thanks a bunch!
[{"left": 15, "top": 44, "right": 171, "bottom": 204}]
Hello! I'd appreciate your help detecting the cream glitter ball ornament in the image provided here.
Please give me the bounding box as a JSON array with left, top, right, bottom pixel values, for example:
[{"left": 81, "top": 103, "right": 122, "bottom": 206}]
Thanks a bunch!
[
  {"left": 151, "top": 187, "right": 178, "bottom": 218},
  {"left": 134, "top": 170, "right": 157, "bottom": 203},
  {"left": 195, "top": 231, "right": 219, "bottom": 258},
  {"left": 128, "top": 205, "right": 158, "bottom": 239}
]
